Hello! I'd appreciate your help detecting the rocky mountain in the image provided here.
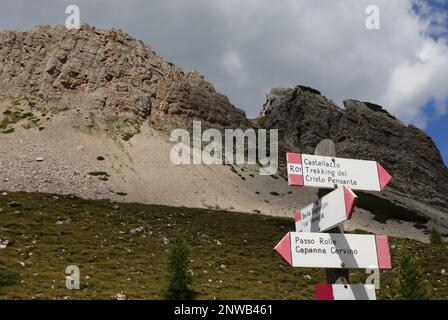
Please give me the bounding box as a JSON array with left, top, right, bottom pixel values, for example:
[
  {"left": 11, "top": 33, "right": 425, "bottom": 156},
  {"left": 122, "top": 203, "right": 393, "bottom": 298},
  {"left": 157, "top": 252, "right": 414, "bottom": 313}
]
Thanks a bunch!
[
  {"left": 0, "top": 25, "right": 447, "bottom": 242},
  {"left": 0, "top": 24, "right": 248, "bottom": 129},
  {"left": 260, "top": 86, "right": 448, "bottom": 210}
]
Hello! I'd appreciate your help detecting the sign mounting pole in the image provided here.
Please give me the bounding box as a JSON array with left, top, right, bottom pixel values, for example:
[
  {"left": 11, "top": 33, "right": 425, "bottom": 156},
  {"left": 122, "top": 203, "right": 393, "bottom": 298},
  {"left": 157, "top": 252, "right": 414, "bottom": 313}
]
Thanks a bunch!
[{"left": 314, "top": 139, "right": 350, "bottom": 284}]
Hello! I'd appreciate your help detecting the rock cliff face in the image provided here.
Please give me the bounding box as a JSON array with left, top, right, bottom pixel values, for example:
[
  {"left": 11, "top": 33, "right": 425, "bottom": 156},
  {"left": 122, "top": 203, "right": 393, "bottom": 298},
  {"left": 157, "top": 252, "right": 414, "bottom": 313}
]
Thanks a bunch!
[
  {"left": 0, "top": 24, "right": 248, "bottom": 129},
  {"left": 260, "top": 86, "right": 448, "bottom": 209},
  {"left": 1, "top": 25, "right": 447, "bottom": 213}
]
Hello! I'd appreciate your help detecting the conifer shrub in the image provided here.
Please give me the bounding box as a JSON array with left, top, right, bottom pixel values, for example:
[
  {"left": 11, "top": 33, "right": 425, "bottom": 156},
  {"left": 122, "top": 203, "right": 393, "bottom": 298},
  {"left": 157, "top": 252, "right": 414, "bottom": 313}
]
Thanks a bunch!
[
  {"left": 162, "top": 238, "right": 197, "bottom": 300},
  {"left": 395, "top": 246, "right": 431, "bottom": 300}
]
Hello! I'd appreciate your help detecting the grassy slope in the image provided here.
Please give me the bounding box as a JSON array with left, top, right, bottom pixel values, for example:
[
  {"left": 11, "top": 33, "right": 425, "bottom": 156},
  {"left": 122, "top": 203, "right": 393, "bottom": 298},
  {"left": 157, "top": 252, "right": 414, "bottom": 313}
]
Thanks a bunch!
[{"left": 0, "top": 191, "right": 447, "bottom": 300}]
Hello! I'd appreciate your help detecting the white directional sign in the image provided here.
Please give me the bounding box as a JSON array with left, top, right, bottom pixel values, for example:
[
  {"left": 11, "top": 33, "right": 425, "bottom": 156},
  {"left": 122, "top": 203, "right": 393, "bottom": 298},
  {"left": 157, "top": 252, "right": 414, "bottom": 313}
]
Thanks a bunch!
[
  {"left": 295, "top": 186, "right": 357, "bottom": 233},
  {"left": 286, "top": 153, "right": 392, "bottom": 191},
  {"left": 274, "top": 232, "right": 391, "bottom": 269},
  {"left": 315, "top": 284, "right": 376, "bottom": 300}
]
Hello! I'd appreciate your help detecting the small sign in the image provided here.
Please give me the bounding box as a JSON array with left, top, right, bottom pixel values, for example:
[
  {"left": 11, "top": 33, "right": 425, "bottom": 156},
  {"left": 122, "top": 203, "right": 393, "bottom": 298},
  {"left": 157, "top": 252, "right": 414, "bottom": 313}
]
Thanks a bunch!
[
  {"left": 287, "top": 153, "right": 392, "bottom": 191},
  {"left": 295, "top": 186, "right": 357, "bottom": 233},
  {"left": 274, "top": 232, "right": 391, "bottom": 269},
  {"left": 315, "top": 284, "right": 377, "bottom": 300}
]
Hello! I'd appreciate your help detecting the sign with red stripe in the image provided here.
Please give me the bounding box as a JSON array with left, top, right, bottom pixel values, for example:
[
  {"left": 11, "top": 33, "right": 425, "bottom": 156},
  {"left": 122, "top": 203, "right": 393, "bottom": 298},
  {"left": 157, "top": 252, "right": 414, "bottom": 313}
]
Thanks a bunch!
[
  {"left": 274, "top": 232, "right": 392, "bottom": 269},
  {"left": 295, "top": 186, "right": 357, "bottom": 233},
  {"left": 315, "top": 284, "right": 376, "bottom": 300},
  {"left": 287, "top": 153, "right": 392, "bottom": 191}
]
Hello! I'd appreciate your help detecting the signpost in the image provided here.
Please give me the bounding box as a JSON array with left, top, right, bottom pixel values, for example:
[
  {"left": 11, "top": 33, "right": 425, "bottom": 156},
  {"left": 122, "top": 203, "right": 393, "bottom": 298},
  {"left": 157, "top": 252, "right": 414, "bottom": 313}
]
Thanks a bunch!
[
  {"left": 276, "top": 139, "right": 393, "bottom": 300},
  {"left": 315, "top": 284, "right": 377, "bottom": 300},
  {"left": 274, "top": 232, "right": 392, "bottom": 269},
  {"left": 286, "top": 153, "right": 392, "bottom": 191},
  {"left": 295, "top": 186, "right": 357, "bottom": 233}
]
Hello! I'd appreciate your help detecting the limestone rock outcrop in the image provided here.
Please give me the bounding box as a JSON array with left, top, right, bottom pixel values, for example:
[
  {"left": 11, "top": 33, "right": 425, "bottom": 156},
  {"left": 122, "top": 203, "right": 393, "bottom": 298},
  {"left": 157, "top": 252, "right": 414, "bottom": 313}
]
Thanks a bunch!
[
  {"left": 260, "top": 86, "right": 448, "bottom": 209},
  {"left": 0, "top": 24, "right": 248, "bottom": 129}
]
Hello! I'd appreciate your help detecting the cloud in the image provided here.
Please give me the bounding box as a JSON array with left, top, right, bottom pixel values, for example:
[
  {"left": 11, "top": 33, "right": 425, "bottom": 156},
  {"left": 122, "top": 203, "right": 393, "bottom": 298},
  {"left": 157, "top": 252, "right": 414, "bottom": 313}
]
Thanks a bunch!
[
  {"left": 0, "top": 0, "right": 447, "bottom": 126},
  {"left": 384, "top": 38, "right": 448, "bottom": 127}
]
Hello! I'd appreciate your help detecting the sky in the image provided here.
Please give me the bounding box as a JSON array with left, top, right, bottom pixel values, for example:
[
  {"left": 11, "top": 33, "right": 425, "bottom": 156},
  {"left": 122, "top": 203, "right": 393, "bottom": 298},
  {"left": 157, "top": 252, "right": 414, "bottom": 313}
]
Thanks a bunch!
[{"left": 0, "top": 0, "right": 447, "bottom": 164}]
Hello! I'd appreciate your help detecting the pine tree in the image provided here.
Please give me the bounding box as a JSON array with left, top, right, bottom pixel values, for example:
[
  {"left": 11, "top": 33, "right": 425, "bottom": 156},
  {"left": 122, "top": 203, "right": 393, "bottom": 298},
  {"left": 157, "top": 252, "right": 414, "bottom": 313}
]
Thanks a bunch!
[
  {"left": 429, "top": 227, "right": 443, "bottom": 245},
  {"left": 162, "top": 237, "right": 196, "bottom": 300},
  {"left": 395, "top": 246, "right": 431, "bottom": 300}
]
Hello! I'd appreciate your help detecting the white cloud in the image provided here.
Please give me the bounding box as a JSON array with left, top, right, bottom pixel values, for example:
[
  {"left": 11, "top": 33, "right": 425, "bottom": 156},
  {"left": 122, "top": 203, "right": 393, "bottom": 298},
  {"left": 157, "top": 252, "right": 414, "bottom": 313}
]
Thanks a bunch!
[
  {"left": 0, "top": 0, "right": 447, "bottom": 126},
  {"left": 384, "top": 38, "right": 448, "bottom": 126}
]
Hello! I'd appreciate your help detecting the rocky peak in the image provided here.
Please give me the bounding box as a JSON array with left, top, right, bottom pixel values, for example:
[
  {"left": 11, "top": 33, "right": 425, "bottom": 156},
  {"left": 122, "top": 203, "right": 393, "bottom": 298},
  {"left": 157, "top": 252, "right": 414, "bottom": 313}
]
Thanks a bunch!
[
  {"left": 0, "top": 24, "right": 248, "bottom": 129},
  {"left": 261, "top": 87, "right": 293, "bottom": 117},
  {"left": 260, "top": 85, "right": 448, "bottom": 210},
  {"left": 344, "top": 99, "right": 398, "bottom": 122}
]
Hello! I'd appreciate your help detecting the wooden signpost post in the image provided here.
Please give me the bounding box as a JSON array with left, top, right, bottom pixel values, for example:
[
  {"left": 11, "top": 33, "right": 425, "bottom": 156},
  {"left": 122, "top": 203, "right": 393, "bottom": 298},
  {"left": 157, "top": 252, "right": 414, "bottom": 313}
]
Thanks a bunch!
[
  {"left": 275, "top": 139, "right": 393, "bottom": 300},
  {"left": 314, "top": 140, "right": 350, "bottom": 285}
]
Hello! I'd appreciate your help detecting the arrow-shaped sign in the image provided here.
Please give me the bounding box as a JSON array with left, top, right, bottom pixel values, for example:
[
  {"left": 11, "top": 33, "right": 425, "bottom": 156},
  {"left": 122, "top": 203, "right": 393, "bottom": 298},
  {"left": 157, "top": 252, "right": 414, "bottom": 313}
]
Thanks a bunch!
[
  {"left": 295, "top": 186, "right": 357, "bottom": 233},
  {"left": 315, "top": 284, "right": 376, "bottom": 300},
  {"left": 286, "top": 153, "right": 392, "bottom": 191},
  {"left": 274, "top": 232, "right": 391, "bottom": 269}
]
